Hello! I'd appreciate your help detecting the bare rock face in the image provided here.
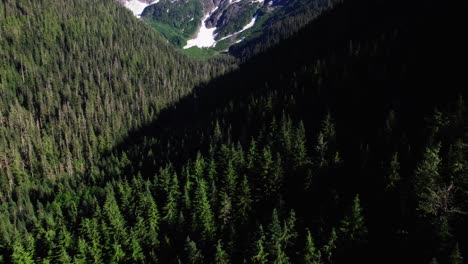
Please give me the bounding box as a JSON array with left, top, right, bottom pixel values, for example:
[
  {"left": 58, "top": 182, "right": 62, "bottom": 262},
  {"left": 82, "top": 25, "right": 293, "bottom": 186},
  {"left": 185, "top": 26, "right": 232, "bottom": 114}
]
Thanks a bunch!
[
  {"left": 204, "top": 0, "right": 226, "bottom": 12},
  {"left": 118, "top": 0, "right": 275, "bottom": 49}
]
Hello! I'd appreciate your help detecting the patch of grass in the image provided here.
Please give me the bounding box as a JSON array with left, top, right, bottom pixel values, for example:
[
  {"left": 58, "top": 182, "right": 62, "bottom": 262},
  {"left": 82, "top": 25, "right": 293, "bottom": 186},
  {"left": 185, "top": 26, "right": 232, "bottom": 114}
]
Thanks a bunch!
[
  {"left": 181, "top": 47, "right": 218, "bottom": 60},
  {"left": 146, "top": 20, "right": 189, "bottom": 48}
]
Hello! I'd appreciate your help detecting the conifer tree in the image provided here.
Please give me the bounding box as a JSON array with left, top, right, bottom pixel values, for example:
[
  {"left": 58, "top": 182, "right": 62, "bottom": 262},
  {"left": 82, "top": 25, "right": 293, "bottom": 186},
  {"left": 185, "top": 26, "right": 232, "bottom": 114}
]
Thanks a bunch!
[
  {"left": 304, "top": 229, "right": 321, "bottom": 264},
  {"left": 236, "top": 175, "right": 252, "bottom": 223},
  {"left": 11, "top": 239, "right": 34, "bottom": 264},
  {"left": 414, "top": 143, "right": 442, "bottom": 216},
  {"left": 193, "top": 178, "right": 215, "bottom": 239},
  {"left": 339, "top": 195, "right": 368, "bottom": 243},
  {"left": 247, "top": 138, "right": 258, "bottom": 171},
  {"left": 185, "top": 237, "right": 203, "bottom": 264},
  {"left": 219, "top": 191, "right": 233, "bottom": 225},
  {"left": 164, "top": 173, "right": 180, "bottom": 225},
  {"left": 252, "top": 226, "right": 269, "bottom": 264},
  {"left": 449, "top": 243, "right": 463, "bottom": 264},
  {"left": 322, "top": 228, "right": 337, "bottom": 263},
  {"left": 74, "top": 238, "right": 88, "bottom": 264},
  {"left": 293, "top": 121, "right": 309, "bottom": 168},
  {"left": 215, "top": 240, "right": 230, "bottom": 264},
  {"left": 385, "top": 152, "right": 401, "bottom": 191}
]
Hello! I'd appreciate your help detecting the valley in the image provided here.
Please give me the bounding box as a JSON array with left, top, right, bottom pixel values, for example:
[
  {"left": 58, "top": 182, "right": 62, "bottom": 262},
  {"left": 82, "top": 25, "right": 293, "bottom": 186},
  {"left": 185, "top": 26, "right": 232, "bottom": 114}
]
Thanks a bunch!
[{"left": 0, "top": 0, "right": 466, "bottom": 263}]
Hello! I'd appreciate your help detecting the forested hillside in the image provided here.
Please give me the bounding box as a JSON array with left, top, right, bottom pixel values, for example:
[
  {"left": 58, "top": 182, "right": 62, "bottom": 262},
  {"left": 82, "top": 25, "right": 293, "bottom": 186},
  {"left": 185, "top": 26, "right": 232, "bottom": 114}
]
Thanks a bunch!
[
  {"left": 0, "top": 0, "right": 233, "bottom": 202},
  {"left": 0, "top": 0, "right": 467, "bottom": 263}
]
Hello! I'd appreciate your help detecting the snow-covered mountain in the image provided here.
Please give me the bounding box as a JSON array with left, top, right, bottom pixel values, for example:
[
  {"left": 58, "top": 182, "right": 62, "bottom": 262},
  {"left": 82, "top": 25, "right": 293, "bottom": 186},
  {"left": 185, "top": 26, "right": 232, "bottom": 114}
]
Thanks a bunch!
[
  {"left": 119, "top": 0, "right": 159, "bottom": 17},
  {"left": 119, "top": 0, "right": 280, "bottom": 49},
  {"left": 119, "top": 0, "right": 333, "bottom": 56}
]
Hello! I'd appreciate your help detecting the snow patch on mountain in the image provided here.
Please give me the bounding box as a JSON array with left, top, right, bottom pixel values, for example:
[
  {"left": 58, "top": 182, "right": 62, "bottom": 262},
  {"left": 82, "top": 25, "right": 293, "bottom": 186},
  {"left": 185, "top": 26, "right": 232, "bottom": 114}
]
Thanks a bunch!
[
  {"left": 215, "top": 14, "right": 258, "bottom": 45},
  {"left": 124, "top": 0, "right": 159, "bottom": 18},
  {"left": 184, "top": 7, "right": 219, "bottom": 49}
]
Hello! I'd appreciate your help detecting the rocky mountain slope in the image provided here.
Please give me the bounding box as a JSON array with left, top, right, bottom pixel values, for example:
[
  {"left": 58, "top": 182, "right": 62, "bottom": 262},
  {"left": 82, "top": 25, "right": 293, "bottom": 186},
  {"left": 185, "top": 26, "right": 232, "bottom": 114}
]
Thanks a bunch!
[{"left": 119, "top": 0, "right": 334, "bottom": 56}]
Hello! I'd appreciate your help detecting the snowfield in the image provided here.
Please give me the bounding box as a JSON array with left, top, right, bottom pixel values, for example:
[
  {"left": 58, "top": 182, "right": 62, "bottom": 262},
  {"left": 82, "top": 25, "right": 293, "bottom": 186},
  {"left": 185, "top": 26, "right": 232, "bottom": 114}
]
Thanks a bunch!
[
  {"left": 184, "top": 8, "right": 219, "bottom": 49},
  {"left": 124, "top": 0, "right": 159, "bottom": 18}
]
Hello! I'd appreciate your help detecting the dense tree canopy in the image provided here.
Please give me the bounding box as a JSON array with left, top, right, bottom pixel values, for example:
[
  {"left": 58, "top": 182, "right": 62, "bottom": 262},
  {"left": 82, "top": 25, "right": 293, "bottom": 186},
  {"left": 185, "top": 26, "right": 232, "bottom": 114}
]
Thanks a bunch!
[{"left": 0, "top": 0, "right": 467, "bottom": 263}]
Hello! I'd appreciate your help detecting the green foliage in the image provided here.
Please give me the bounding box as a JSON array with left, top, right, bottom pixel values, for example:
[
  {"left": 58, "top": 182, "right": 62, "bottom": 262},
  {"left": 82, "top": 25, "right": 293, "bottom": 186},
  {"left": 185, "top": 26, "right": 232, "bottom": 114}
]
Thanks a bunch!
[
  {"left": 252, "top": 226, "right": 269, "bottom": 264},
  {"left": 304, "top": 229, "right": 321, "bottom": 264},
  {"left": 193, "top": 178, "right": 216, "bottom": 239},
  {"left": 142, "top": 0, "right": 204, "bottom": 46},
  {"left": 339, "top": 195, "right": 368, "bottom": 243},
  {"left": 0, "top": 0, "right": 466, "bottom": 263},
  {"left": 11, "top": 238, "right": 34, "bottom": 264},
  {"left": 322, "top": 228, "right": 337, "bottom": 263},
  {"left": 215, "top": 240, "right": 230, "bottom": 264},
  {"left": 414, "top": 143, "right": 442, "bottom": 216},
  {"left": 449, "top": 243, "right": 463, "bottom": 264},
  {"left": 385, "top": 152, "right": 401, "bottom": 191},
  {"left": 185, "top": 237, "right": 204, "bottom": 264}
]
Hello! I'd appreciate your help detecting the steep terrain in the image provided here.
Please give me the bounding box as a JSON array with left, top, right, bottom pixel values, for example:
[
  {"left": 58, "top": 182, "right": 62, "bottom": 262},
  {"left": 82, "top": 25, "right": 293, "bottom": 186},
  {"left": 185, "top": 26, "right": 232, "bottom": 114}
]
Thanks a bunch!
[
  {"left": 111, "top": 0, "right": 468, "bottom": 262},
  {"left": 0, "top": 0, "right": 231, "bottom": 239},
  {"left": 120, "top": 0, "right": 336, "bottom": 58},
  {"left": 1, "top": 0, "right": 467, "bottom": 263}
]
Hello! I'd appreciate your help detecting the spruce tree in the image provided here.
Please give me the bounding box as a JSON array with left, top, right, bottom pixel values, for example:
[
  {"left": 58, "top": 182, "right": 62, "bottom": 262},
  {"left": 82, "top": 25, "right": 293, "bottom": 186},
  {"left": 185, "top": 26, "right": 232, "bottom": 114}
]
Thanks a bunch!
[
  {"left": 185, "top": 237, "right": 204, "bottom": 264},
  {"left": 414, "top": 143, "right": 442, "bottom": 216},
  {"left": 164, "top": 173, "right": 180, "bottom": 225},
  {"left": 304, "top": 229, "right": 321, "bottom": 264},
  {"left": 193, "top": 178, "right": 215, "bottom": 239},
  {"left": 236, "top": 175, "right": 252, "bottom": 223},
  {"left": 322, "top": 228, "right": 337, "bottom": 263},
  {"left": 449, "top": 243, "right": 463, "bottom": 264},
  {"left": 385, "top": 152, "right": 401, "bottom": 191},
  {"left": 215, "top": 240, "right": 230, "bottom": 264},
  {"left": 339, "top": 195, "right": 368, "bottom": 243},
  {"left": 252, "top": 226, "right": 269, "bottom": 264}
]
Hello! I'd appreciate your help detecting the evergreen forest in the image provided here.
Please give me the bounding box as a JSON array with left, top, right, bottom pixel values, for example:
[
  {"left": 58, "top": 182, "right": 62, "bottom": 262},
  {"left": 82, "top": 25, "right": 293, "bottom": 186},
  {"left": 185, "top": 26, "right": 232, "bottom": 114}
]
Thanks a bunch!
[{"left": 0, "top": 0, "right": 467, "bottom": 263}]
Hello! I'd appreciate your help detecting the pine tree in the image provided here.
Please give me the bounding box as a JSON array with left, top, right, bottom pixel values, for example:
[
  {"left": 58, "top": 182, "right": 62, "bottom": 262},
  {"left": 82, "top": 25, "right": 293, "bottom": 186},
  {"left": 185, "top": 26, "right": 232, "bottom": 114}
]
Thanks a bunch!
[
  {"left": 219, "top": 191, "right": 233, "bottom": 225},
  {"left": 184, "top": 167, "right": 193, "bottom": 210},
  {"left": 130, "top": 230, "right": 145, "bottom": 262},
  {"left": 304, "top": 229, "right": 321, "bottom": 264},
  {"left": 252, "top": 226, "right": 269, "bottom": 264},
  {"left": 136, "top": 190, "right": 160, "bottom": 250},
  {"left": 268, "top": 209, "right": 282, "bottom": 257},
  {"left": 339, "top": 195, "right": 368, "bottom": 243},
  {"left": 236, "top": 175, "right": 252, "bottom": 223},
  {"left": 213, "top": 120, "right": 223, "bottom": 143},
  {"left": 74, "top": 238, "right": 88, "bottom": 264},
  {"left": 215, "top": 240, "right": 230, "bottom": 264},
  {"left": 292, "top": 121, "right": 309, "bottom": 168},
  {"left": 185, "top": 237, "right": 203, "bottom": 264},
  {"left": 110, "top": 242, "right": 126, "bottom": 263},
  {"left": 414, "top": 143, "right": 442, "bottom": 216},
  {"left": 193, "top": 178, "right": 215, "bottom": 239},
  {"left": 314, "top": 114, "right": 336, "bottom": 169},
  {"left": 103, "top": 187, "right": 127, "bottom": 244},
  {"left": 164, "top": 173, "right": 180, "bottom": 225},
  {"left": 322, "top": 228, "right": 337, "bottom": 263},
  {"left": 193, "top": 152, "right": 205, "bottom": 180},
  {"left": 11, "top": 239, "right": 34, "bottom": 264},
  {"left": 283, "top": 210, "right": 298, "bottom": 248},
  {"left": 449, "top": 243, "right": 463, "bottom": 264},
  {"left": 224, "top": 160, "right": 238, "bottom": 197},
  {"left": 247, "top": 138, "right": 258, "bottom": 171},
  {"left": 52, "top": 225, "right": 73, "bottom": 263},
  {"left": 385, "top": 152, "right": 401, "bottom": 191}
]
